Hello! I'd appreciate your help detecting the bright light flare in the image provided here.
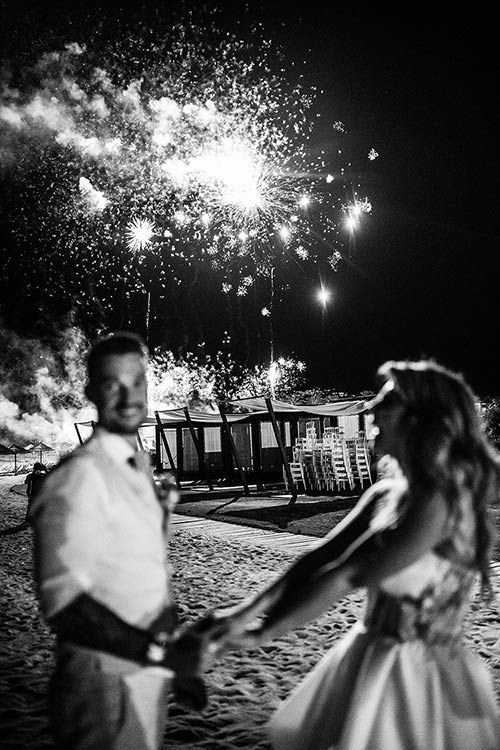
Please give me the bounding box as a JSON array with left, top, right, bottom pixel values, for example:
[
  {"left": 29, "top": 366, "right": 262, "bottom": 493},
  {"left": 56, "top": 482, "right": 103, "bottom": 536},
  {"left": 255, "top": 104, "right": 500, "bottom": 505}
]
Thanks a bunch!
[
  {"left": 220, "top": 154, "right": 263, "bottom": 211},
  {"left": 278, "top": 225, "right": 291, "bottom": 242},
  {"left": 345, "top": 198, "right": 372, "bottom": 232},
  {"left": 317, "top": 286, "right": 331, "bottom": 307},
  {"left": 269, "top": 360, "right": 281, "bottom": 395},
  {"left": 125, "top": 218, "right": 156, "bottom": 252},
  {"left": 173, "top": 210, "right": 187, "bottom": 225},
  {"left": 193, "top": 142, "right": 264, "bottom": 213}
]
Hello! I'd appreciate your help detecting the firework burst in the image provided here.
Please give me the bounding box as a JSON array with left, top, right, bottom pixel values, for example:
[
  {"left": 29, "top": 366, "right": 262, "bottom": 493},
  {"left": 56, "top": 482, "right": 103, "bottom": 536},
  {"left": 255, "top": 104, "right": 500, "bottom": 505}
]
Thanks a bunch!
[
  {"left": 125, "top": 218, "right": 156, "bottom": 252},
  {"left": 0, "top": 11, "right": 373, "bottom": 326}
]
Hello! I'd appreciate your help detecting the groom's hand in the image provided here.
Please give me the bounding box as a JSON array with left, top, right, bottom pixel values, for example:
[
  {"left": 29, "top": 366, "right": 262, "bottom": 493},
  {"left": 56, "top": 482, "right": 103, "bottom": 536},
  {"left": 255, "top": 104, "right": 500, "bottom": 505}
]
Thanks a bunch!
[
  {"left": 162, "top": 629, "right": 205, "bottom": 677},
  {"left": 172, "top": 674, "right": 208, "bottom": 711}
]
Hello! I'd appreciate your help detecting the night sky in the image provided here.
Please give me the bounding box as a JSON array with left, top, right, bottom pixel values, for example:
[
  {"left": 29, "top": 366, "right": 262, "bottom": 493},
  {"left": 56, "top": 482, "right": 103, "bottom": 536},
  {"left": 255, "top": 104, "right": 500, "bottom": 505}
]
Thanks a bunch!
[{"left": 1, "top": 2, "right": 498, "bottom": 397}]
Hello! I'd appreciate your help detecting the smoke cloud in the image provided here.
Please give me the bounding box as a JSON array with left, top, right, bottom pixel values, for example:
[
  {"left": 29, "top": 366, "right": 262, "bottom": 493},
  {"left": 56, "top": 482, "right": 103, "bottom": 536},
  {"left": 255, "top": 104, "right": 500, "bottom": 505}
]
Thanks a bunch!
[{"left": 0, "top": 322, "right": 95, "bottom": 452}]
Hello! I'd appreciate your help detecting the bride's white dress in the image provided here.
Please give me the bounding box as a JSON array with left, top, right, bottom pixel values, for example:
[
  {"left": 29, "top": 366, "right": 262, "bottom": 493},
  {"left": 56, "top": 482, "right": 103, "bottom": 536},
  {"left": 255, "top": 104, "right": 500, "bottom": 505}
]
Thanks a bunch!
[{"left": 268, "top": 481, "right": 500, "bottom": 750}]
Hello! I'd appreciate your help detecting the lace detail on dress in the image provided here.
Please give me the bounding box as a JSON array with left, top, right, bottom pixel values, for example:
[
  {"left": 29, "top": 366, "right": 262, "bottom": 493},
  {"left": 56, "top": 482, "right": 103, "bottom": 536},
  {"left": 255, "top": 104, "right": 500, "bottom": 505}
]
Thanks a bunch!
[
  {"left": 363, "top": 479, "right": 478, "bottom": 645},
  {"left": 364, "top": 564, "right": 476, "bottom": 644}
]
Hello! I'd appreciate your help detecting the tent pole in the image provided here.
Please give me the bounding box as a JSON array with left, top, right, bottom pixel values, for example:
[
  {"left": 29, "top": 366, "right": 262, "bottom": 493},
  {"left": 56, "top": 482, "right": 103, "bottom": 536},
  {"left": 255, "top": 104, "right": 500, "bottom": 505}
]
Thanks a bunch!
[
  {"left": 183, "top": 408, "right": 213, "bottom": 491},
  {"left": 135, "top": 430, "right": 145, "bottom": 451},
  {"left": 218, "top": 403, "right": 250, "bottom": 495},
  {"left": 154, "top": 411, "right": 180, "bottom": 488},
  {"left": 265, "top": 397, "right": 297, "bottom": 505},
  {"left": 74, "top": 423, "right": 84, "bottom": 446},
  {"left": 250, "top": 421, "right": 263, "bottom": 490},
  {"left": 154, "top": 425, "right": 162, "bottom": 471}
]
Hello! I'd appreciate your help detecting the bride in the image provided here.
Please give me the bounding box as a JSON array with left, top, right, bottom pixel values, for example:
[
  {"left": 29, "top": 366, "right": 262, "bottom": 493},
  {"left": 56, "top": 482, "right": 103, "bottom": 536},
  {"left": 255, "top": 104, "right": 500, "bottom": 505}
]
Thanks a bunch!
[{"left": 187, "top": 359, "right": 500, "bottom": 750}]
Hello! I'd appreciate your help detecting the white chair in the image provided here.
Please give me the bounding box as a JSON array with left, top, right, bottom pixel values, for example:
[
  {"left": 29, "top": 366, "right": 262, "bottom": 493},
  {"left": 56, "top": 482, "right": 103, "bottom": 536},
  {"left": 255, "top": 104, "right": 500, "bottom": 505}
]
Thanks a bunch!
[{"left": 284, "top": 462, "right": 307, "bottom": 492}]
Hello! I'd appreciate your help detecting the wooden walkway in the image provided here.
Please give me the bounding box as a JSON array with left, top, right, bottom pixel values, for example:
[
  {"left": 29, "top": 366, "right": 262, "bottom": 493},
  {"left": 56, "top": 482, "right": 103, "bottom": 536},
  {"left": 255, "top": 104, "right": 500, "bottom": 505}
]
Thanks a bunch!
[
  {"left": 171, "top": 513, "right": 500, "bottom": 577},
  {"left": 171, "top": 513, "right": 318, "bottom": 553}
]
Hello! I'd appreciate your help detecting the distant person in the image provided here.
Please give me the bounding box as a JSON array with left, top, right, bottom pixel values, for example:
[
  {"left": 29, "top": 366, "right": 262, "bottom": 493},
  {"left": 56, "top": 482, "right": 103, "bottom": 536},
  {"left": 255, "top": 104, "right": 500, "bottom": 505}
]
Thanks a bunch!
[
  {"left": 187, "top": 388, "right": 217, "bottom": 413},
  {"left": 192, "top": 359, "right": 500, "bottom": 750},
  {"left": 24, "top": 462, "right": 47, "bottom": 522},
  {"left": 29, "top": 332, "right": 203, "bottom": 750}
]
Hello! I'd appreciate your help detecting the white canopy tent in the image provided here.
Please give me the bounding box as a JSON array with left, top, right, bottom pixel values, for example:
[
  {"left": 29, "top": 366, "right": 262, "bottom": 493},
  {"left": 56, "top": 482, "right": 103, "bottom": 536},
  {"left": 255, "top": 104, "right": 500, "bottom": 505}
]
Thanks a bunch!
[{"left": 75, "top": 395, "right": 371, "bottom": 502}]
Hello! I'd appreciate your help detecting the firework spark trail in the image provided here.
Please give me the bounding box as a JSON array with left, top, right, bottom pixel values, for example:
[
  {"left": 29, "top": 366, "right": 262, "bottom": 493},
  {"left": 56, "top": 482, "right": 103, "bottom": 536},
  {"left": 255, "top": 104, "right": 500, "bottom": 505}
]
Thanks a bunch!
[{"left": 0, "top": 19, "right": 373, "bottom": 313}]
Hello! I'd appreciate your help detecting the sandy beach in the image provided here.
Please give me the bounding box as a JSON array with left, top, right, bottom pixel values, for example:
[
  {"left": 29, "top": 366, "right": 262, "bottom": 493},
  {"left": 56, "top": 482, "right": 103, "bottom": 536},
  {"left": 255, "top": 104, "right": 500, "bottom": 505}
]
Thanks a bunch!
[{"left": 2, "top": 475, "right": 500, "bottom": 750}]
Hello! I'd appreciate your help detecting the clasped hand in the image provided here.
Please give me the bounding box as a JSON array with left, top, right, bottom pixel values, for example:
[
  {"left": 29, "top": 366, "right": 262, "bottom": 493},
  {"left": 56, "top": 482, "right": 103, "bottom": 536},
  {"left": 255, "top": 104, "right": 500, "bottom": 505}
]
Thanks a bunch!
[
  {"left": 170, "top": 605, "right": 265, "bottom": 670},
  {"left": 165, "top": 605, "right": 266, "bottom": 711}
]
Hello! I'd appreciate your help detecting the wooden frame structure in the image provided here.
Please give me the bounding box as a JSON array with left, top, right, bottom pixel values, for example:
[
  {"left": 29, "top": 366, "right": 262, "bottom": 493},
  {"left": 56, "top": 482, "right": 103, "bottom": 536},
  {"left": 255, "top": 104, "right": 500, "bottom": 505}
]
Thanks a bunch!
[{"left": 74, "top": 396, "right": 370, "bottom": 504}]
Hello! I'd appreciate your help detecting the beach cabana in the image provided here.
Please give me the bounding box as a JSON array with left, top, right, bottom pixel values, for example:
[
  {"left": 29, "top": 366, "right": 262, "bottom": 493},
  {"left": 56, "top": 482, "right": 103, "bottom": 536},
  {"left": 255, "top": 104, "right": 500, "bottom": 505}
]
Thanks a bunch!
[
  {"left": 3, "top": 443, "right": 31, "bottom": 475},
  {"left": 74, "top": 395, "right": 372, "bottom": 502},
  {"left": 23, "top": 442, "right": 57, "bottom": 465},
  {"left": 0, "top": 443, "right": 15, "bottom": 476}
]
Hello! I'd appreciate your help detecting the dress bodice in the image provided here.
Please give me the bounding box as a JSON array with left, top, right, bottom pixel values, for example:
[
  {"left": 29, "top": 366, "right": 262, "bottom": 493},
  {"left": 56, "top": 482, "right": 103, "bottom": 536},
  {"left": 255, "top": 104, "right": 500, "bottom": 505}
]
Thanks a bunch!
[{"left": 363, "top": 479, "right": 479, "bottom": 645}]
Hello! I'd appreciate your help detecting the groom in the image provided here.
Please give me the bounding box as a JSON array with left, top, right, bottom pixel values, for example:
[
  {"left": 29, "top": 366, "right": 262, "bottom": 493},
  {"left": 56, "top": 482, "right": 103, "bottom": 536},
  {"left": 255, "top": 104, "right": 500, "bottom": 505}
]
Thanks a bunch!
[{"left": 30, "top": 331, "right": 205, "bottom": 750}]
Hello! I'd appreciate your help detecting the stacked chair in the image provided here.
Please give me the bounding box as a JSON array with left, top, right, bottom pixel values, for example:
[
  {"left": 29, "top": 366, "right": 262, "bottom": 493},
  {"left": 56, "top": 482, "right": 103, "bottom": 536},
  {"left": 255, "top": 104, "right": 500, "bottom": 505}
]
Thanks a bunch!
[
  {"left": 345, "top": 431, "right": 372, "bottom": 488},
  {"left": 286, "top": 423, "right": 372, "bottom": 495},
  {"left": 284, "top": 461, "right": 307, "bottom": 493}
]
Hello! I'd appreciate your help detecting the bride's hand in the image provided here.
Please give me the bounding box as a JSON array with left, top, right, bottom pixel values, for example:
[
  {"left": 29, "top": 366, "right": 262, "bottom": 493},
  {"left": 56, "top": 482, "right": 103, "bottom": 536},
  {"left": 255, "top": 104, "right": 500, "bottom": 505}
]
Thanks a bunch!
[
  {"left": 184, "top": 609, "right": 265, "bottom": 656},
  {"left": 207, "top": 611, "right": 266, "bottom": 652},
  {"left": 227, "top": 620, "right": 264, "bottom": 649}
]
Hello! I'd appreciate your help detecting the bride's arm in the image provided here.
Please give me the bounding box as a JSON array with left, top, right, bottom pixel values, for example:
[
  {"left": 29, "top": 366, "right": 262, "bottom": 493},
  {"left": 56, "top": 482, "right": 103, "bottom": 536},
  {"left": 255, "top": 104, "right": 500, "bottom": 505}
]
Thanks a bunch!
[
  {"left": 239, "top": 489, "right": 450, "bottom": 644},
  {"left": 210, "top": 488, "right": 449, "bottom": 649},
  {"left": 202, "top": 487, "right": 383, "bottom": 641}
]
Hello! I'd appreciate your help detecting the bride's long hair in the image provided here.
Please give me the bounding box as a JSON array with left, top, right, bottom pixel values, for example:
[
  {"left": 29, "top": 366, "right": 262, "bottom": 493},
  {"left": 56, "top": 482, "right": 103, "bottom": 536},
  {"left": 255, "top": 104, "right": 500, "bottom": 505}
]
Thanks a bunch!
[{"left": 376, "top": 359, "right": 500, "bottom": 597}]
